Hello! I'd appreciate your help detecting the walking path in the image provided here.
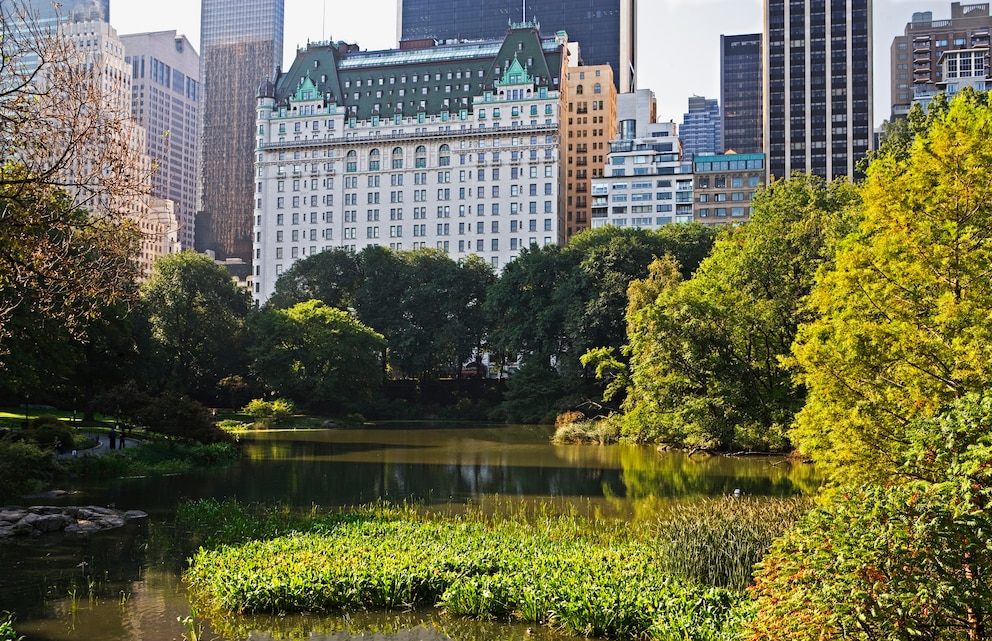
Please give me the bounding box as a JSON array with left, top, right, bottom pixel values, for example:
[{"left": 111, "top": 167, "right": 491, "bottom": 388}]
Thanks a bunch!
[{"left": 60, "top": 432, "right": 141, "bottom": 458}]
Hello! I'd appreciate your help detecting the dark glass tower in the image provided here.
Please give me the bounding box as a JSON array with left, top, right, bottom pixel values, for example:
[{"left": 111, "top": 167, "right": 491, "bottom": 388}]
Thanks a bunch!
[
  {"left": 196, "top": 0, "right": 284, "bottom": 268},
  {"left": 764, "top": 0, "right": 872, "bottom": 181},
  {"left": 399, "top": 0, "right": 635, "bottom": 92},
  {"left": 720, "top": 33, "right": 763, "bottom": 154}
]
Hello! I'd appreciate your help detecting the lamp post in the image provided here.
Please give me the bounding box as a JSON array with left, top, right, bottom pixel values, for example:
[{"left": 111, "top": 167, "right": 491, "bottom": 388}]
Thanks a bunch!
[{"left": 23, "top": 392, "right": 29, "bottom": 428}]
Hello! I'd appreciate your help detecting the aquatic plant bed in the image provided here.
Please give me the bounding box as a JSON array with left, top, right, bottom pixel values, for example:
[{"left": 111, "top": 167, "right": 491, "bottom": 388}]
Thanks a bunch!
[{"left": 184, "top": 499, "right": 808, "bottom": 640}]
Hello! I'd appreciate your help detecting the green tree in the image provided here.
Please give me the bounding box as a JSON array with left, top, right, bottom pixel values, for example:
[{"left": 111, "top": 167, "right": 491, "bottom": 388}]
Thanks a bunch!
[
  {"left": 140, "top": 252, "right": 251, "bottom": 397},
  {"left": 620, "top": 175, "right": 858, "bottom": 448},
  {"left": 267, "top": 248, "right": 361, "bottom": 310},
  {"left": 250, "top": 300, "right": 385, "bottom": 409},
  {"left": 791, "top": 93, "right": 992, "bottom": 482},
  {"left": 747, "top": 393, "right": 992, "bottom": 641}
]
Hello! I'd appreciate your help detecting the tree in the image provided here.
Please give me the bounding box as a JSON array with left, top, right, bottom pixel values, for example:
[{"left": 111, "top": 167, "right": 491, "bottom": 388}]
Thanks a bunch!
[
  {"left": 250, "top": 300, "right": 385, "bottom": 410},
  {"left": 0, "top": 1, "right": 147, "bottom": 353},
  {"left": 619, "top": 175, "right": 858, "bottom": 448},
  {"left": 140, "top": 252, "right": 251, "bottom": 397},
  {"left": 791, "top": 92, "right": 992, "bottom": 482},
  {"left": 267, "top": 248, "right": 362, "bottom": 310},
  {"left": 746, "top": 393, "right": 992, "bottom": 641}
]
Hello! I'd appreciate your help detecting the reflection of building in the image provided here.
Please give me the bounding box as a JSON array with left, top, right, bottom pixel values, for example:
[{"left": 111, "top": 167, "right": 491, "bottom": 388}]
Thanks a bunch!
[
  {"left": 252, "top": 22, "right": 568, "bottom": 304},
  {"left": 680, "top": 95, "right": 720, "bottom": 161},
  {"left": 890, "top": 3, "right": 991, "bottom": 119},
  {"left": 591, "top": 90, "right": 693, "bottom": 231},
  {"left": 764, "top": 0, "right": 872, "bottom": 181},
  {"left": 563, "top": 64, "right": 616, "bottom": 241},
  {"left": 693, "top": 152, "right": 765, "bottom": 226},
  {"left": 720, "top": 33, "right": 762, "bottom": 154},
  {"left": 196, "top": 0, "right": 284, "bottom": 274},
  {"left": 121, "top": 31, "right": 200, "bottom": 250},
  {"left": 398, "top": 0, "right": 635, "bottom": 92}
]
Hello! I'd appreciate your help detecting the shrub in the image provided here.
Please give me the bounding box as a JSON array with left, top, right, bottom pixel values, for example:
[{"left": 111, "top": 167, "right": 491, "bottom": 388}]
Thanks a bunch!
[
  {"left": 0, "top": 440, "right": 60, "bottom": 501},
  {"left": 746, "top": 393, "right": 992, "bottom": 641},
  {"left": 242, "top": 398, "right": 294, "bottom": 426},
  {"left": 27, "top": 415, "right": 74, "bottom": 450}
]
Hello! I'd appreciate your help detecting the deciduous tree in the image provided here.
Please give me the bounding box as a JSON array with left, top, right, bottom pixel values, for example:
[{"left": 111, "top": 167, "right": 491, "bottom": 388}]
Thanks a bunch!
[{"left": 791, "top": 92, "right": 992, "bottom": 482}]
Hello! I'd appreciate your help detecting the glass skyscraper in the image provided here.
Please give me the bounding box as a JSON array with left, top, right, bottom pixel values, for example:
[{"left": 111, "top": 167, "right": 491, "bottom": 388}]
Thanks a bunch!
[
  {"left": 196, "top": 0, "right": 284, "bottom": 269},
  {"left": 764, "top": 0, "right": 872, "bottom": 181},
  {"left": 720, "top": 33, "right": 763, "bottom": 155},
  {"left": 398, "top": 0, "right": 635, "bottom": 92}
]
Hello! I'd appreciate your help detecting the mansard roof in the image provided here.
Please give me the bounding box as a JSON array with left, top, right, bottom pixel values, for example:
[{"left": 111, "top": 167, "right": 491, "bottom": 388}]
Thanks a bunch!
[{"left": 269, "top": 22, "right": 565, "bottom": 120}]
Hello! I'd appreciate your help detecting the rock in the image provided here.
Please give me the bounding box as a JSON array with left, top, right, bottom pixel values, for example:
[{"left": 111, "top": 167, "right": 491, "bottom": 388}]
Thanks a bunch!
[
  {"left": 0, "top": 505, "right": 146, "bottom": 541},
  {"left": 34, "top": 514, "right": 71, "bottom": 533},
  {"left": 0, "top": 509, "right": 28, "bottom": 523},
  {"left": 65, "top": 520, "right": 102, "bottom": 535}
]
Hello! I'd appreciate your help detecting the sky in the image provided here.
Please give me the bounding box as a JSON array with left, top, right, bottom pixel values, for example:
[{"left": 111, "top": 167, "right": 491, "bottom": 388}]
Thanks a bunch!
[{"left": 110, "top": 0, "right": 942, "bottom": 127}]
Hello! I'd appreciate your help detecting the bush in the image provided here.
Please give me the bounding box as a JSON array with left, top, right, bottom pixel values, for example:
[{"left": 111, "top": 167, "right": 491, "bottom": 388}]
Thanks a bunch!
[
  {"left": 746, "top": 393, "right": 992, "bottom": 641},
  {"left": 242, "top": 398, "right": 294, "bottom": 426},
  {"left": 0, "top": 439, "right": 60, "bottom": 501},
  {"left": 27, "top": 415, "right": 74, "bottom": 450}
]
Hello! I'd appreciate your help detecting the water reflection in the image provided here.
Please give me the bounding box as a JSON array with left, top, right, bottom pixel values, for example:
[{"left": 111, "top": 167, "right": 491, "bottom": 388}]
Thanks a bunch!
[{"left": 0, "top": 425, "right": 818, "bottom": 641}]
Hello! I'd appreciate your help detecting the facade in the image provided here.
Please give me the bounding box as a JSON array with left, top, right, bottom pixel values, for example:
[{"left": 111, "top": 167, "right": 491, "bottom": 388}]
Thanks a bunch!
[
  {"left": 720, "top": 33, "right": 763, "bottom": 154},
  {"left": 693, "top": 152, "right": 765, "bottom": 226},
  {"left": 591, "top": 91, "right": 693, "bottom": 231},
  {"left": 397, "top": 0, "right": 635, "bottom": 92},
  {"left": 563, "top": 64, "right": 617, "bottom": 241},
  {"left": 121, "top": 31, "right": 200, "bottom": 250},
  {"left": 914, "top": 46, "right": 990, "bottom": 108},
  {"left": 680, "top": 95, "right": 721, "bottom": 161},
  {"left": 62, "top": 21, "right": 177, "bottom": 277},
  {"left": 252, "top": 23, "right": 569, "bottom": 304},
  {"left": 764, "top": 0, "right": 873, "bottom": 181},
  {"left": 890, "top": 3, "right": 991, "bottom": 119},
  {"left": 196, "top": 0, "right": 284, "bottom": 272}
]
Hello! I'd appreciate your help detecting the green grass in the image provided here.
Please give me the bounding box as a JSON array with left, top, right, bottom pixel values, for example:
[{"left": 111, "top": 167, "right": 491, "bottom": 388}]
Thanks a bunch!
[
  {"left": 181, "top": 498, "right": 809, "bottom": 640},
  {"left": 0, "top": 407, "right": 115, "bottom": 428}
]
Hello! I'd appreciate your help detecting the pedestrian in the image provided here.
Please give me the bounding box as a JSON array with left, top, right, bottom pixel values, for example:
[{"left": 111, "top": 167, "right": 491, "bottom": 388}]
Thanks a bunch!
[{"left": 109, "top": 425, "right": 117, "bottom": 450}]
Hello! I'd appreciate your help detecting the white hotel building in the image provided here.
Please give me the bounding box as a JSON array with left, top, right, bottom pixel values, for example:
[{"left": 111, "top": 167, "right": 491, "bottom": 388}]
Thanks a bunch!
[{"left": 252, "top": 22, "right": 570, "bottom": 303}]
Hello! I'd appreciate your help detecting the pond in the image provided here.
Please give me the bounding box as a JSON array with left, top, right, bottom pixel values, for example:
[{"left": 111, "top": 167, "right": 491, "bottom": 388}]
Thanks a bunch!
[{"left": 0, "top": 424, "right": 817, "bottom": 641}]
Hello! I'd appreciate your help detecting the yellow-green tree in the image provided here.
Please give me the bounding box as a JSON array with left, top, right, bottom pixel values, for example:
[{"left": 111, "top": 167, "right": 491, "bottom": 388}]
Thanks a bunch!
[{"left": 791, "top": 91, "right": 992, "bottom": 483}]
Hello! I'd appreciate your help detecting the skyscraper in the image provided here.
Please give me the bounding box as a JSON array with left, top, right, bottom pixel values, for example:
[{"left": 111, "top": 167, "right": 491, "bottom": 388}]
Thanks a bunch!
[
  {"left": 122, "top": 31, "right": 200, "bottom": 250},
  {"left": 720, "top": 33, "right": 763, "bottom": 154},
  {"left": 397, "top": 0, "right": 635, "bottom": 92},
  {"left": 764, "top": 0, "right": 872, "bottom": 181},
  {"left": 196, "top": 0, "right": 284, "bottom": 271},
  {"left": 680, "top": 95, "right": 721, "bottom": 161}
]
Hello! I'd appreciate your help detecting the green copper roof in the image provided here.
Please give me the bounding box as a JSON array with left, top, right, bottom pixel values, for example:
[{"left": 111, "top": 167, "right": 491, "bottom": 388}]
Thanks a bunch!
[{"left": 271, "top": 23, "right": 564, "bottom": 121}]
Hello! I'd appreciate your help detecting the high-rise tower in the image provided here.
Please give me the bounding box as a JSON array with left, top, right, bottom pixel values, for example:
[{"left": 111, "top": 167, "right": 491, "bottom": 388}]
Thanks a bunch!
[
  {"left": 398, "top": 0, "right": 635, "bottom": 92},
  {"left": 195, "top": 0, "right": 284, "bottom": 272},
  {"left": 764, "top": 0, "right": 872, "bottom": 181},
  {"left": 122, "top": 31, "right": 200, "bottom": 251},
  {"left": 720, "top": 33, "right": 763, "bottom": 154}
]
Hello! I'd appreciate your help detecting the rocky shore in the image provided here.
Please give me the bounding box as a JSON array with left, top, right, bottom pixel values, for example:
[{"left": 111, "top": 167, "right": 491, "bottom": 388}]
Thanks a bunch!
[{"left": 0, "top": 505, "right": 148, "bottom": 540}]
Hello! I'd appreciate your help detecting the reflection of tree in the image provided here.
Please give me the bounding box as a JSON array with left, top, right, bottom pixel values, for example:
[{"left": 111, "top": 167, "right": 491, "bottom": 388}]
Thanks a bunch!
[{"left": 618, "top": 447, "right": 820, "bottom": 500}]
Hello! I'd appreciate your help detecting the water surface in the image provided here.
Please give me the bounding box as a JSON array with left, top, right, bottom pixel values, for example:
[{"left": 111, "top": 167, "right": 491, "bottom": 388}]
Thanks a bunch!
[{"left": 0, "top": 425, "right": 815, "bottom": 640}]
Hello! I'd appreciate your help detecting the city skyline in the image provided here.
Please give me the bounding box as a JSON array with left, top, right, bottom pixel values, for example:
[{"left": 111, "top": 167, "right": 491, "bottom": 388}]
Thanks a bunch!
[{"left": 109, "top": 0, "right": 943, "bottom": 127}]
